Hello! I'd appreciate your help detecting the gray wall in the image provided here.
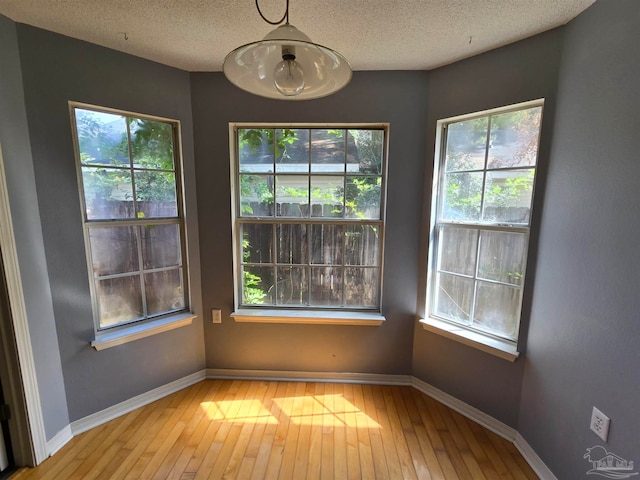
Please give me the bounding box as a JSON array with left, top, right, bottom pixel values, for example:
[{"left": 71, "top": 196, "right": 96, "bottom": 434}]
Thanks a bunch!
[
  {"left": 519, "top": 1, "right": 640, "bottom": 478},
  {"left": 15, "top": 25, "right": 205, "bottom": 421},
  {"left": 412, "top": 28, "right": 565, "bottom": 427},
  {"left": 191, "top": 71, "right": 428, "bottom": 374},
  {"left": 0, "top": 15, "right": 69, "bottom": 440}
]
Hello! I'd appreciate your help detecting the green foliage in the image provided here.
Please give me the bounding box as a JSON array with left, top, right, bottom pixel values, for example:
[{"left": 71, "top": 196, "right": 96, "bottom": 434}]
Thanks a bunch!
[
  {"left": 129, "top": 119, "right": 174, "bottom": 168},
  {"left": 485, "top": 171, "right": 534, "bottom": 208},
  {"left": 76, "top": 110, "right": 177, "bottom": 205},
  {"left": 346, "top": 177, "right": 381, "bottom": 220},
  {"left": 444, "top": 173, "right": 482, "bottom": 220},
  {"left": 242, "top": 237, "right": 267, "bottom": 304},
  {"left": 240, "top": 175, "right": 274, "bottom": 215},
  {"left": 443, "top": 108, "right": 541, "bottom": 220},
  {"left": 348, "top": 129, "right": 383, "bottom": 174},
  {"left": 239, "top": 128, "right": 297, "bottom": 161}
]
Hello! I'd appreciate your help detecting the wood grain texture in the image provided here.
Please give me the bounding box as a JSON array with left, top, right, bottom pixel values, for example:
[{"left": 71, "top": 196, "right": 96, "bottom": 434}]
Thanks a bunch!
[{"left": 11, "top": 380, "right": 537, "bottom": 479}]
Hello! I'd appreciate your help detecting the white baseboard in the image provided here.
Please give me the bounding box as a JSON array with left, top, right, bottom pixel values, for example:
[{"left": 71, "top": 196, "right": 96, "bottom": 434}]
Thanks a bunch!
[
  {"left": 70, "top": 369, "right": 206, "bottom": 435},
  {"left": 45, "top": 424, "right": 73, "bottom": 457},
  {"left": 206, "top": 368, "right": 412, "bottom": 385},
  {"left": 410, "top": 376, "right": 517, "bottom": 442},
  {"left": 514, "top": 433, "right": 558, "bottom": 480}
]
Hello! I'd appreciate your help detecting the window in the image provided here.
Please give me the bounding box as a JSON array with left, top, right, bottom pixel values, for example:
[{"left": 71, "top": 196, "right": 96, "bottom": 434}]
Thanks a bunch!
[
  {"left": 231, "top": 125, "right": 387, "bottom": 314},
  {"left": 71, "top": 104, "right": 189, "bottom": 331},
  {"left": 426, "top": 101, "right": 543, "bottom": 345}
]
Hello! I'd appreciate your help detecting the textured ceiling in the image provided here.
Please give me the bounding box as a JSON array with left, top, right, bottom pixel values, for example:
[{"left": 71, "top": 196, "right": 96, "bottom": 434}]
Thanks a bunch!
[{"left": 0, "top": 0, "right": 595, "bottom": 72}]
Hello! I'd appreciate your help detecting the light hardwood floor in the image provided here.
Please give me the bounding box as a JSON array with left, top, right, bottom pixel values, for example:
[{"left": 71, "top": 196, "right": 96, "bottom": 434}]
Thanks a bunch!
[{"left": 11, "top": 380, "right": 538, "bottom": 479}]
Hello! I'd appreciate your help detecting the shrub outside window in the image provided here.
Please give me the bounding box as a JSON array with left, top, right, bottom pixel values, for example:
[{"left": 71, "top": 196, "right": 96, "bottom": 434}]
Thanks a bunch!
[
  {"left": 231, "top": 125, "right": 388, "bottom": 311},
  {"left": 427, "top": 101, "right": 543, "bottom": 342},
  {"left": 71, "top": 104, "right": 188, "bottom": 330}
]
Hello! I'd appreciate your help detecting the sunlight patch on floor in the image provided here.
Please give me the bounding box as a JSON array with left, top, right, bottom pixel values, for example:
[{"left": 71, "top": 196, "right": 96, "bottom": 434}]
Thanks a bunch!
[{"left": 200, "top": 393, "right": 380, "bottom": 428}]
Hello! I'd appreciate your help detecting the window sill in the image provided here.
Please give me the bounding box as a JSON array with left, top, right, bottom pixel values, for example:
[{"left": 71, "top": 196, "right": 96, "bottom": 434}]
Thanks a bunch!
[
  {"left": 91, "top": 312, "right": 196, "bottom": 351},
  {"left": 231, "top": 309, "right": 385, "bottom": 326},
  {"left": 419, "top": 317, "right": 519, "bottom": 362}
]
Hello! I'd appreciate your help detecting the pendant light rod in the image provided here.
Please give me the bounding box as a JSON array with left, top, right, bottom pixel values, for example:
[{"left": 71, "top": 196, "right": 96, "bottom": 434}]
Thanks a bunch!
[{"left": 255, "top": 0, "right": 289, "bottom": 25}]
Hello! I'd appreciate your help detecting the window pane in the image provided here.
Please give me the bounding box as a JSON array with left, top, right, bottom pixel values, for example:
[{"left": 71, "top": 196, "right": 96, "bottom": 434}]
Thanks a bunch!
[
  {"left": 434, "top": 273, "right": 473, "bottom": 323},
  {"left": 96, "top": 275, "right": 143, "bottom": 328},
  {"left": 276, "top": 175, "right": 309, "bottom": 217},
  {"left": 445, "top": 117, "right": 488, "bottom": 172},
  {"left": 238, "top": 129, "right": 274, "bottom": 173},
  {"left": 141, "top": 224, "right": 182, "bottom": 269},
  {"left": 482, "top": 169, "right": 534, "bottom": 223},
  {"left": 310, "top": 267, "right": 343, "bottom": 306},
  {"left": 345, "top": 176, "right": 381, "bottom": 220},
  {"left": 344, "top": 267, "right": 378, "bottom": 307},
  {"left": 347, "top": 129, "right": 383, "bottom": 175},
  {"left": 75, "top": 109, "right": 129, "bottom": 166},
  {"left": 82, "top": 167, "right": 133, "bottom": 220},
  {"left": 438, "top": 227, "right": 477, "bottom": 276},
  {"left": 478, "top": 230, "right": 527, "bottom": 286},
  {"left": 234, "top": 126, "right": 386, "bottom": 312},
  {"left": 145, "top": 269, "right": 185, "bottom": 315},
  {"left": 276, "top": 224, "right": 308, "bottom": 264},
  {"left": 276, "top": 266, "right": 308, "bottom": 305},
  {"left": 487, "top": 107, "right": 542, "bottom": 169},
  {"left": 242, "top": 223, "right": 273, "bottom": 264},
  {"left": 474, "top": 281, "right": 521, "bottom": 339},
  {"left": 89, "top": 226, "right": 138, "bottom": 276},
  {"left": 311, "top": 129, "right": 345, "bottom": 172},
  {"left": 129, "top": 119, "right": 175, "bottom": 170},
  {"left": 310, "top": 176, "right": 344, "bottom": 218},
  {"left": 135, "top": 170, "right": 178, "bottom": 218},
  {"left": 441, "top": 171, "right": 483, "bottom": 221},
  {"left": 242, "top": 266, "right": 274, "bottom": 305},
  {"left": 344, "top": 224, "right": 379, "bottom": 266},
  {"left": 275, "top": 129, "right": 309, "bottom": 173},
  {"left": 239, "top": 174, "right": 274, "bottom": 217},
  {"left": 311, "top": 224, "right": 343, "bottom": 265}
]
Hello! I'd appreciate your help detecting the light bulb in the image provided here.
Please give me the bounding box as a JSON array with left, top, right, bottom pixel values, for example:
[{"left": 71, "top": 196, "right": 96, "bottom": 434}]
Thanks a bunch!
[{"left": 274, "top": 52, "right": 304, "bottom": 97}]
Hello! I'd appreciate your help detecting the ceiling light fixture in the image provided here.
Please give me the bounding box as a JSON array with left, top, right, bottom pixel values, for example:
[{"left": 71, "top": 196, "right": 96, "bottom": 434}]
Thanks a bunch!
[{"left": 223, "top": 0, "right": 352, "bottom": 100}]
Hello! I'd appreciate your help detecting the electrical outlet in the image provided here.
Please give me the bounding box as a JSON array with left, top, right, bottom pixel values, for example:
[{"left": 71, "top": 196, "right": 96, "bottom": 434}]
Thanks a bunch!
[
  {"left": 211, "top": 308, "right": 222, "bottom": 324},
  {"left": 590, "top": 406, "right": 610, "bottom": 442}
]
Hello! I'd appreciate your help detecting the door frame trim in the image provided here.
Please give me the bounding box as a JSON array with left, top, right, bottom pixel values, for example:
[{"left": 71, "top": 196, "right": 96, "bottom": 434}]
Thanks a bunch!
[{"left": 0, "top": 144, "right": 46, "bottom": 465}]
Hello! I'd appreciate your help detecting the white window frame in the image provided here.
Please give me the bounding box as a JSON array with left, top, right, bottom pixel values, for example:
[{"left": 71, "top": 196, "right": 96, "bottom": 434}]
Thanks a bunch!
[
  {"left": 423, "top": 100, "right": 544, "bottom": 360},
  {"left": 229, "top": 123, "right": 389, "bottom": 326},
  {"left": 70, "top": 102, "right": 195, "bottom": 350}
]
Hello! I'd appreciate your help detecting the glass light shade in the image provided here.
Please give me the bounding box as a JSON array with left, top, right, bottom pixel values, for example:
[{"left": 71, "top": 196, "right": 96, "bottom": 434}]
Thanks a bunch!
[{"left": 223, "top": 24, "right": 352, "bottom": 100}]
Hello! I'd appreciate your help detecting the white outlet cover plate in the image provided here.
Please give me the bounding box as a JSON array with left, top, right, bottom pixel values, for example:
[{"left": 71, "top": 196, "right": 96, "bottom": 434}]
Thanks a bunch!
[{"left": 590, "top": 406, "right": 610, "bottom": 442}]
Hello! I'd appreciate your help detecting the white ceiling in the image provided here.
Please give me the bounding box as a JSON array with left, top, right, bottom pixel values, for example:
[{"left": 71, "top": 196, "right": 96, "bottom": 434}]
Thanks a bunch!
[{"left": 0, "top": 0, "right": 595, "bottom": 72}]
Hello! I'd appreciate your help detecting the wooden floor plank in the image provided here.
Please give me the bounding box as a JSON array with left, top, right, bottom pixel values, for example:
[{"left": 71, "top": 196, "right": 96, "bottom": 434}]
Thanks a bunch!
[
  {"left": 12, "top": 380, "right": 539, "bottom": 480},
  {"left": 352, "top": 384, "right": 375, "bottom": 480},
  {"left": 341, "top": 383, "right": 361, "bottom": 480},
  {"left": 416, "top": 391, "right": 463, "bottom": 479},
  {"left": 305, "top": 382, "right": 324, "bottom": 480},
  {"left": 381, "top": 386, "right": 419, "bottom": 480},
  {"left": 402, "top": 387, "right": 446, "bottom": 480},
  {"left": 372, "top": 385, "right": 405, "bottom": 480},
  {"left": 262, "top": 381, "right": 295, "bottom": 479},
  {"left": 291, "top": 383, "right": 314, "bottom": 479},
  {"left": 362, "top": 384, "right": 389, "bottom": 480},
  {"left": 319, "top": 382, "right": 335, "bottom": 480},
  {"left": 250, "top": 381, "right": 286, "bottom": 480},
  {"left": 331, "top": 383, "right": 348, "bottom": 480}
]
